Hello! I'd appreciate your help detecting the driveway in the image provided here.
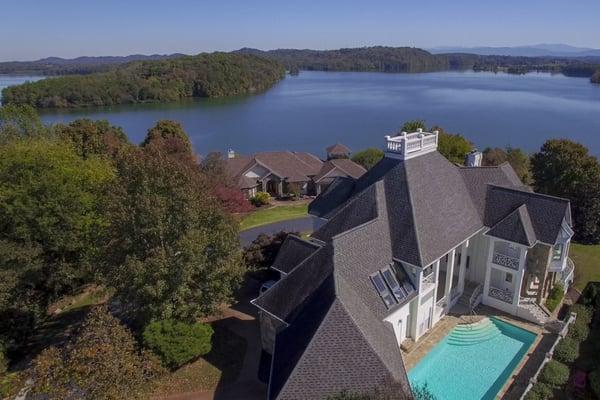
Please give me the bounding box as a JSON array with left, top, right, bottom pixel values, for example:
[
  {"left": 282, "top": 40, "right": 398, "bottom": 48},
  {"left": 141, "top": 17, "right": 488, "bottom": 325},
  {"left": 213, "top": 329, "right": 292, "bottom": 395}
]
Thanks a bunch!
[{"left": 239, "top": 216, "right": 326, "bottom": 246}]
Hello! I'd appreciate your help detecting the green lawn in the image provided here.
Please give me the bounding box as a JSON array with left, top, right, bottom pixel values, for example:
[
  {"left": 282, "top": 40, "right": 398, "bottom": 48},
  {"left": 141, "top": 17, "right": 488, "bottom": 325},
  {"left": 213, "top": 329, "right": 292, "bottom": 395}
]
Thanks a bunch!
[
  {"left": 240, "top": 203, "right": 308, "bottom": 231},
  {"left": 570, "top": 243, "right": 600, "bottom": 291}
]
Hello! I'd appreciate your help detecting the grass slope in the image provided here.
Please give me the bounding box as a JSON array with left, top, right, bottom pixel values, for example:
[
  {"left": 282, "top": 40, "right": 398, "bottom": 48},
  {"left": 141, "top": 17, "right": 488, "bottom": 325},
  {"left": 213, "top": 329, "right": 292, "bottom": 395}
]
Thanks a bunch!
[
  {"left": 570, "top": 243, "right": 600, "bottom": 291},
  {"left": 240, "top": 204, "right": 308, "bottom": 231}
]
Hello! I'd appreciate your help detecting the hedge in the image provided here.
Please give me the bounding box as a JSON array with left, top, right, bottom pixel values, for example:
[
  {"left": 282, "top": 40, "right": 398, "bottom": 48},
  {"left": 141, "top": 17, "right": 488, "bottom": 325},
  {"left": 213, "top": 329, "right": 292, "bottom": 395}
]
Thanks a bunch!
[
  {"left": 524, "top": 382, "right": 553, "bottom": 400},
  {"left": 539, "top": 360, "right": 570, "bottom": 387},
  {"left": 143, "top": 320, "right": 214, "bottom": 369},
  {"left": 545, "top": 283, "right": 564, "bottom": 312},
  {"left": 570, "top": 304, "right": 593, "bottom": 325},
  {"left": 553, "top": 337, "right": 579, "bottom": 363},
  {"left": 568, "top": 320, "right": 590, "bottom": 342},
  {"left": 250, "top": 191, "right": 271, "bottom": 207}
]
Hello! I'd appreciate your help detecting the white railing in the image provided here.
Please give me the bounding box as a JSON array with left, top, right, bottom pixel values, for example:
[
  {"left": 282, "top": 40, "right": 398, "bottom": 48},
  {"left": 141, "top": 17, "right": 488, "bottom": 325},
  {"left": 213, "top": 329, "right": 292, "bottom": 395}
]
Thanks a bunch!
[
  {"left": 422, "top": 272, "right": 435, "bottom": 285},
  {"left": 560, "top": 258, "right": 575, "bottom": 288},
  {"left": 492, "top": 252, "right": 520, "bottom": 270},
  {"left": 469, "top": 284, "right": 483, "bottom": 310},
  {"left": 384, "top": 130, "right": 438, "bottom": 159},
  {"left": 488, "top": 286, "right": 513, "bottom": 304}
]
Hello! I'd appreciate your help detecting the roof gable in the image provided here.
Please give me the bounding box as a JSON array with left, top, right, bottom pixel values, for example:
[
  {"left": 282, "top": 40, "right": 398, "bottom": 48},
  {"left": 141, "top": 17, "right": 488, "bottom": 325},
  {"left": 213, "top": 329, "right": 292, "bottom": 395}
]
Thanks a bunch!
[
  {"left": 487, "top": 204, "right": 537, "bottom": 247},
  {"left": 271, "top": 235, "right": 321, "bottom": 275}
]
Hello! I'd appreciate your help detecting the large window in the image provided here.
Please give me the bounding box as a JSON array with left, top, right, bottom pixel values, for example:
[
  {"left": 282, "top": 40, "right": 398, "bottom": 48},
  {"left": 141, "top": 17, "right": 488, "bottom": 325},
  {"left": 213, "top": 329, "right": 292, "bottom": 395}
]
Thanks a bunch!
[{"left": 553, "top": 243, "right": 563, "bottom": 261}]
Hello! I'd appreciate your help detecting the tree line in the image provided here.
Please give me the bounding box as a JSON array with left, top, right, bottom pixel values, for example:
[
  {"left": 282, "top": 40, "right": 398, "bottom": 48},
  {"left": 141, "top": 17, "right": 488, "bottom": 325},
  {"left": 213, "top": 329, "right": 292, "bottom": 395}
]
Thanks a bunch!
[
  {"left": 351, "top": 120, "right": 600, "bottom": 245},
  {"left": 0, "top": 105, "right": 255, "bottom": 398},
  {"left": 236, "top": 47, "right": 600, "bottom": 82},
  {"left": 1, "top": 53, "right": 285, "bottom": 108}
]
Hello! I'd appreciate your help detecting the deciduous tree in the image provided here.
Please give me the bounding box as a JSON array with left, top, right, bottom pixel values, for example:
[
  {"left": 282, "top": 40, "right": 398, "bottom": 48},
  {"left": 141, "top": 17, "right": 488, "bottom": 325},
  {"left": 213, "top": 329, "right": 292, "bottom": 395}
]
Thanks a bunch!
[
  {"left": 351, "top": 148, "right": 384, "bottom": 170},
  {"left": 531, "top": 139, "right": 600, "bottom": 243},
  {"left": 101, "top": 147, "right": 243, "bottom": 325}
]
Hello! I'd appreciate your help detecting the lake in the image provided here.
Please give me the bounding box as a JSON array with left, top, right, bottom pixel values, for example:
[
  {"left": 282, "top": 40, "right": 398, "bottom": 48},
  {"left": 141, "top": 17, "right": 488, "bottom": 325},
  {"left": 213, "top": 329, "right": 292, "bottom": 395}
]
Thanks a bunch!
[{"left": 2, "top": 71, "right": 600, "bottom": 157}]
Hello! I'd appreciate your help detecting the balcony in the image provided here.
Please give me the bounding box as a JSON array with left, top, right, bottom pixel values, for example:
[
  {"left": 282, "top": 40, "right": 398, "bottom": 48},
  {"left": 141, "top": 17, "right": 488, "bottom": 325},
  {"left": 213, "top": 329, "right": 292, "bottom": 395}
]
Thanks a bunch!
[
  {"left": 385, "top": 130, "right": 438, "bottom": 160},
  {"left": 488, "top": 286, "right": 513, "bottom": 304},
  {"left": 492, "top": 252, "right": 520, "bottom": 270}
]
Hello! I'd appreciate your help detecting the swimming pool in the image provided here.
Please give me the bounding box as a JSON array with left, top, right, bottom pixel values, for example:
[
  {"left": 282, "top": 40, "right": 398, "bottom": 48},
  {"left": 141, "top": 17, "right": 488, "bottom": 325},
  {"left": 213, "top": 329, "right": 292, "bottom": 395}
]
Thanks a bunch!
[{"left": 408, "top": 317, "right": 537, "bottom": 400}]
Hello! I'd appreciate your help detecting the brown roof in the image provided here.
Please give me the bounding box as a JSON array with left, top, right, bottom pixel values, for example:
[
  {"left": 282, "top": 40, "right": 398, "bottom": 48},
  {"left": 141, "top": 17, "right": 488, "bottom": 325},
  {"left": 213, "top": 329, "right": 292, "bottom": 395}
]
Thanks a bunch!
[
  {"left": 226, "top": 151, "right": 324, "bottom": 186},
  {"left": 326, "top": 143, "right": 352, "bottom": 155},
  {"left": 314, "top": 158, "right": 366, "bottom": 182}
]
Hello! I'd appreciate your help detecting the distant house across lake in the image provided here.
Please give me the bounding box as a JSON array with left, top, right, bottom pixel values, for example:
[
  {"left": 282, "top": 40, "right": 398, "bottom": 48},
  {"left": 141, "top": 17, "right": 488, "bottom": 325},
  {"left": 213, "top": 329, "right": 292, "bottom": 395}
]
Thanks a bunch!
[{"left": 226, "top": 143, "right": 366, "bottom": 198}]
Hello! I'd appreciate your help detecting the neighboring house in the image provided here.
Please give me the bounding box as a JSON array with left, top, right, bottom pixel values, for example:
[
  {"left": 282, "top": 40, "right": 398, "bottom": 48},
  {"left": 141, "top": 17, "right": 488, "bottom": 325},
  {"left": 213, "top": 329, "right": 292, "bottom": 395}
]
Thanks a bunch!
[
  {"left": 252, "top": 129, "right": 574, "bottom": 399},
  {"left": 225, "top": 145, "right": 366, "bottom": 198}
]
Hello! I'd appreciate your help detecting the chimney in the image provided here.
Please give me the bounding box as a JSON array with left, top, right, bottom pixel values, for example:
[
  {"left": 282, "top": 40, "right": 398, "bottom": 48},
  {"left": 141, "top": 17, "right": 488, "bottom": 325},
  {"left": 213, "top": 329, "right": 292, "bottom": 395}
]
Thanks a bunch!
[
  {"left": 465, "top": 150, "right": 482, "bottom": 167},
  {"left": 227, "top": 148, "right": 235, "bottom": 159}
]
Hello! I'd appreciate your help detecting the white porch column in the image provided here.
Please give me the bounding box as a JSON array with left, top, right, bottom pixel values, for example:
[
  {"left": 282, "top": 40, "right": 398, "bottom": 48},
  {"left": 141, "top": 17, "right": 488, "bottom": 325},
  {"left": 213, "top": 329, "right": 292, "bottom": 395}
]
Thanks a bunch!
[
  {"left": 432, "top": 259, "right": 441, "bottom": 323},
  {"left": 513, "top": 248, "right": 528, "bottom": 307},
  {"left": 444, "top": 248, "right": 456, "bottom": 309},
  {"left": 278, "top": 181, "right": 283, "bottom": 197},
  {"left": 457, "top": 240, "right": 469, "bottom": 295}
]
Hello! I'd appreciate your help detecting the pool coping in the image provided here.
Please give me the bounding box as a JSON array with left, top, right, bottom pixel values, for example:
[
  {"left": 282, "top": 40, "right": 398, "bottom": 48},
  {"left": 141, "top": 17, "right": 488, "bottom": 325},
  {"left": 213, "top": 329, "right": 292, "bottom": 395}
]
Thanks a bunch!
[{"left": 401, "top": 306, "right": 553, "bottom": 399}]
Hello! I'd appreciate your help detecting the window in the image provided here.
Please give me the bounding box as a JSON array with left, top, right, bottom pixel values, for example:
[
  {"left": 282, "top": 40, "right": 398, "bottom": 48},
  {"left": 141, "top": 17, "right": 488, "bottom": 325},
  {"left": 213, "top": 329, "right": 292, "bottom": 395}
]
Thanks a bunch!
[
  {"left": 505, "top": 273, "right": 513, "bottom": 283},
  {"left": 370, "top": 272, "right": 397, "bottom": 308},
  {"left": 553, "top": 243, "right": 563, "bottom": 261},
  {"left": 382, "top": 266, "right": 407, "bottom": 302}
]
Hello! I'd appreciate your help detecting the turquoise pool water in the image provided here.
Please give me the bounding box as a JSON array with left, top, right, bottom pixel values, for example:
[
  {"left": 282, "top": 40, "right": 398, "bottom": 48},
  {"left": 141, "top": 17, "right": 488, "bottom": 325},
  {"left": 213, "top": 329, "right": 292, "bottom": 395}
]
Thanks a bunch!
[{"left": 408, "top": 317, "right": 537, "bottom": 400}]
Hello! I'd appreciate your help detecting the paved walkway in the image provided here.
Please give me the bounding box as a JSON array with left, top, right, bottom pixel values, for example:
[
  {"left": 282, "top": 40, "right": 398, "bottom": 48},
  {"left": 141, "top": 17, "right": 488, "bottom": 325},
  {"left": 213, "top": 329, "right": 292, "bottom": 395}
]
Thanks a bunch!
[{"left": 239, "top": 215, "right": 325, "bottom": 245}]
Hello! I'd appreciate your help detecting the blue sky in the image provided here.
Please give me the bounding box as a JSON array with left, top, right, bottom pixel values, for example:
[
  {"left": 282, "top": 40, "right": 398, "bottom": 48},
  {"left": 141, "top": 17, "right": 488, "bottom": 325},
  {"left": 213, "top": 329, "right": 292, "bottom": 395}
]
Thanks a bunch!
[{"left": 2, "top": 0, "right": 600, "bottom": 61}]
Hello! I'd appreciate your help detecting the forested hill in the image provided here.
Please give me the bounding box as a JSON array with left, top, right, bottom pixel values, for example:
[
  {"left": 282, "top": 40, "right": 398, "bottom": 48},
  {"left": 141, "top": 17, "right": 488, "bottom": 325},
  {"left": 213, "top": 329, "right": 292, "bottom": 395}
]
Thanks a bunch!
[
  {"left": 1, "top": 53, "right": 285, "bottom": 108},
  {"left": 0, "top": 54, "right": 184, "bottom": 75},
  {"left": 235, "top": 46, "right": 452, "bottom": 72},
  {"left": 236, "top": 47, "right": 600, "bottom": 82}
]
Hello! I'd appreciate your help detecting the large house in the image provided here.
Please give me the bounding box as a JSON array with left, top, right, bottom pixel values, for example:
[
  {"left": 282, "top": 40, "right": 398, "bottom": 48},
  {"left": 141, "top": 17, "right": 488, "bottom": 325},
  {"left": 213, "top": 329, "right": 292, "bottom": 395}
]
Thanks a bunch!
[
  {"left": 225, "top": 144, "right": 366, "bottom": 198},
  {"left": 252, "top": 129, "right": 574, "bottom": 399}
]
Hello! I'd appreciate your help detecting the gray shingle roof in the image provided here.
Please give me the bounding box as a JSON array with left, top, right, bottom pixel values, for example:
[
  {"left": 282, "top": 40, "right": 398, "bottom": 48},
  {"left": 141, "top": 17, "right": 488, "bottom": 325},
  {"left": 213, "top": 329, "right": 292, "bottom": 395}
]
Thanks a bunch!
[
  {"left": 258, "top": 150, "right": 570, "bottom": 400},
  {"left": 484, "top": 185, "right": 570, "bottom": 245},
  {"left": 270, "top": 235, "right": 321, "bottom": 275},
  {"left": 487, "top": 204, "right": 537, "bottom": 246}
]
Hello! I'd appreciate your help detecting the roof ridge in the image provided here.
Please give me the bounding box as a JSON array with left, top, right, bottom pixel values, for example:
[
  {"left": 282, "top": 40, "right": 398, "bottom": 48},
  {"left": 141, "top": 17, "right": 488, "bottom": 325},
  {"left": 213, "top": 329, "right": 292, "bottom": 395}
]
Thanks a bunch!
[
  {"left": 291, "top": 152, "right": 323, "bottom": 171},
  {"left": 402, "top": 161, "right": 425, "bottom": 267},
  {"left": 488, "top": 184, "right": 570, "bottom": 204},
  {"left": 488, "top": 204, "right": 537, "bottom": 246}
]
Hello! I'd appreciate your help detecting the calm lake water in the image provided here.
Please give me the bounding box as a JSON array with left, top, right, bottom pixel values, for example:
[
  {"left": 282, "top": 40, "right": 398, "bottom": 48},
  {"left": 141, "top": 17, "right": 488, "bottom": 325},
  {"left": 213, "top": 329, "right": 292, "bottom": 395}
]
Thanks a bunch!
[{"left": 2, "top": 71, "right": 600, "bottom": 157}]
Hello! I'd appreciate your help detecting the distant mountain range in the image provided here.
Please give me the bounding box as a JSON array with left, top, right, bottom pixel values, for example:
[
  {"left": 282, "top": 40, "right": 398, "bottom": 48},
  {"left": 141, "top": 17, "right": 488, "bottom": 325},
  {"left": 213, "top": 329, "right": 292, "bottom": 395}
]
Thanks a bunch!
[{"left": 428, "top": 44, "right": 600, "bottom": 58}]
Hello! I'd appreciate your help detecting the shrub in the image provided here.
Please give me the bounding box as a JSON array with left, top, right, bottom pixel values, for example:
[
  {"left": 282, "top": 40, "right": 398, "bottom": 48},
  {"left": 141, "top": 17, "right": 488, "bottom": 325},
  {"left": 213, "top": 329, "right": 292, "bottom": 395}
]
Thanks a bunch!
[
  {"left": 568, "top": 319, "right": 590, "bottom": 342},
  {"left": 570, "top": 304, "right": 593, "bottom": 325},
  {"left": 539, "top": 360, "right": 570, "bottom": 387},
  {"left": 0, "top": 347, "right": 6, "bottom": 375},
  {"left": 250, "top": 191, "right": 271, "bottom": 206},
  {"left": 590, "top": 369, "right": 600, "bottom": 398},
  {"left": 545, "top": 283, "right": 565, "bottom": 312},
  {"left": 29, "top": 307, "right": 163, "bottom": 400},
  {"left": 143, "top": 320, "right": 214, "bottom": 369},
  {"left": 524, "top": 382, "right": 553, "bottom": 400},
  {"left": 553, "top": 337, "right": 580, "bottom": 363}
]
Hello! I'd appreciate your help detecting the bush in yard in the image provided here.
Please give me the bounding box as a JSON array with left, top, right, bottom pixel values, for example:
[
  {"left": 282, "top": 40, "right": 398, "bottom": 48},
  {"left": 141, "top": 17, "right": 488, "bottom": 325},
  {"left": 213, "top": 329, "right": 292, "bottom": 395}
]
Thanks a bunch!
[
  {"left": 568, "top": 319, "right": 590, "bottom": 342},
  {"left": 524, "top": 383, "right": 553, "bottom": 400},
  {"left": 0, "top": 345, "right": 6, "bottom": 375},
  {"left": 29, "top": 306, "right": 163, "bottom": 400},
  {"left": 250, "top": 191, "right": 271, "bottom": 207},
  {"left": 545, "top": 283, "right": 564, "bottom": 312},
  {"left": 143, "top": 319, "right": 214, "bottom": 369},
  {"left": 553, "top": 337, "right": 580, "bottom": 363},
  {"left": 539, "top": 360, "right": 570, "bottom": 387},
  {"left": 570, "top": 304, "right": 593, "bottom": 325},
  {"left": 590, "top": 369, "right": 600, "bottom": 398}
]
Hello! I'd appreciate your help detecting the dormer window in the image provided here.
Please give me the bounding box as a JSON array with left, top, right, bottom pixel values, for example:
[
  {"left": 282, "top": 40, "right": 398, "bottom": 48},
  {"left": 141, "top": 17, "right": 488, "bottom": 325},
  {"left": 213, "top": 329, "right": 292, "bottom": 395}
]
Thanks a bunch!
[
  {"left": 370, "top": 272, "right": 397, "bottom": 308},
  {"left": 552, "top": 243, "right": 563, "bottom": 261},
  {"left": 371, "top": 264, "right": 416, "bottom": 309}
]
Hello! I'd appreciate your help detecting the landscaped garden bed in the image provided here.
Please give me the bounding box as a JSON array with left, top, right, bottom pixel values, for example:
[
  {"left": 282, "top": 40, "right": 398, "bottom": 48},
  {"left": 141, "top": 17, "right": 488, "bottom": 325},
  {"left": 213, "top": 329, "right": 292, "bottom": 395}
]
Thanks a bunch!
[{"left": 525, "top": 282, "right": 600, "bottom": 400}]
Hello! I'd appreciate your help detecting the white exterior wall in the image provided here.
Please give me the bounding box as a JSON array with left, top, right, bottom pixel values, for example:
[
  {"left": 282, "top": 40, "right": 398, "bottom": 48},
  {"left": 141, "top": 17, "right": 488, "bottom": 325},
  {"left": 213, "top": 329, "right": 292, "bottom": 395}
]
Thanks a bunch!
[
  {"left": 384, "top": 301, "right": 413, "bottom": 345},
  {"left": 466, "top": 232, "right": 490, "bottom": 285},
  {"left": 244, "top": 164, "right": 270, "bottom": 179}
]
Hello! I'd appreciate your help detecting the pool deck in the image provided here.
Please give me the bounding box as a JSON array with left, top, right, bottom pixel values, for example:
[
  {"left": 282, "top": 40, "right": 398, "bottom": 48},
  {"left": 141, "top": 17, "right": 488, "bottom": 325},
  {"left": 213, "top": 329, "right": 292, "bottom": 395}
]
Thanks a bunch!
[{"left": 401, "top": 305, "right": 558, "bottom": 399}]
